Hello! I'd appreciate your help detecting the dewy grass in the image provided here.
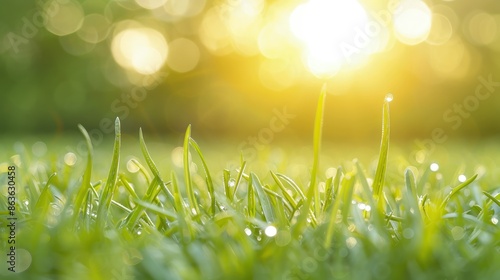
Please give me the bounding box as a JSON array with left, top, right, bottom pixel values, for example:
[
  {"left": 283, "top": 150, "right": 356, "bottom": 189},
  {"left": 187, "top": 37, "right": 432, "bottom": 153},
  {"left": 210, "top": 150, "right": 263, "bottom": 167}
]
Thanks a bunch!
[{"left": 0, "top": 88, "right": 499, "bottom": 280}]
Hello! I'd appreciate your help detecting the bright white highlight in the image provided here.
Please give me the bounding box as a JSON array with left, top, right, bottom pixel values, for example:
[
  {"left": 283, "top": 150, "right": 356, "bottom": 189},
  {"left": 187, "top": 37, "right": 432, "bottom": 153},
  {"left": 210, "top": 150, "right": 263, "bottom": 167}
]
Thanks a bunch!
[
  {"left": 430, "top": 163, "right": 439, "bottom": 172},
  {"left": 264, "top": 225, "right": 277, "bottom": 237},
  {"left": 393, "top": 0, "right": 432, "bottom": 45},
  {"left": 290, "top": 0, "right": 373, "bottom": 78}
]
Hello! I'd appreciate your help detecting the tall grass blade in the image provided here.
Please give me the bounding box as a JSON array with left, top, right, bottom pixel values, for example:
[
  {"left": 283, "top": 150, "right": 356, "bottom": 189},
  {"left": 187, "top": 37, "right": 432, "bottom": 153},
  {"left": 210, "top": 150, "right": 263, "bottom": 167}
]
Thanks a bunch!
[
  {"left": 271, "top": 171, "right": 298, "bottom": 209},
  {"left": 294, "top": 84, "right": 326, "bottom": 235},
  {"left": 96, "top": 117, "right": 121, "bottom": 230},
  {"left": 373, "top": 96, "right": 391, "bottom": 209},
  {"left": 139, "top": 128, "right": 175, "bottom": 206},
  {"left": 440, "top": 174, "right": 478, "bottom": 210},
  {"left": 324, "top": 173, "right": 355, "bottom": 247},
  {"left": 223, "top": 169, "right": 231, "bottom": 200},
  {"left": 250, "top": 173, "right": 275, "bottom": 223},
  {"left": 189, "top": 138, "right": 216, "bottom": 216},
  {"left": 34, "top": 172, "right": 57, "bottom": 218},
  {"left": 183, "top": 125, "right": 200, "bottom": 216},
  {"left": 73, "top": 125, "right": 93, "bottom": 225},
  {"left": 247, "top": 174, "right": 255, "bottom": 218},
  {"left": 232, "top": 160, "right": 247, "bottom": 200},
  {"left": 483, "top": 191, "right": 500, "bottom": 207}
]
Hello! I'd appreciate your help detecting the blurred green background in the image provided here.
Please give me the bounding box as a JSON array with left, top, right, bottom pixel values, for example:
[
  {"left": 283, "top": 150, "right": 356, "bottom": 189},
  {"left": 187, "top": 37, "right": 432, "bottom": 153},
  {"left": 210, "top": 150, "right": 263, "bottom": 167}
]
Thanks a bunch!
[{"left": 1, "top": 0, "right": 500, "bottom": 145}]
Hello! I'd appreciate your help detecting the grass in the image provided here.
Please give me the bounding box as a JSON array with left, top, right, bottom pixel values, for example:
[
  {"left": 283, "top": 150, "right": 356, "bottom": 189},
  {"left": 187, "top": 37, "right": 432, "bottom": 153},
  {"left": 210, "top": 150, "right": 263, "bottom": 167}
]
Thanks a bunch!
[{"left": 1, "top": 88, "right": 500, "bottom": 280}]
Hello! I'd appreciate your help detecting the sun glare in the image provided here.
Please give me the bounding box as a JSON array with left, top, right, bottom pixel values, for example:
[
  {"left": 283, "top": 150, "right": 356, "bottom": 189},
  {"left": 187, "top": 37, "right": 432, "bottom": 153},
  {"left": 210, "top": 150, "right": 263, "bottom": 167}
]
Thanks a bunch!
[
  {"left": 111, "top": 27, "right": 168, "bottom": 75},
  {"left": 393, "top": 0, "right": 432, "bottom": 45},
  {"left": 290, "top": 0, "right": 373, "bottom": 78}
]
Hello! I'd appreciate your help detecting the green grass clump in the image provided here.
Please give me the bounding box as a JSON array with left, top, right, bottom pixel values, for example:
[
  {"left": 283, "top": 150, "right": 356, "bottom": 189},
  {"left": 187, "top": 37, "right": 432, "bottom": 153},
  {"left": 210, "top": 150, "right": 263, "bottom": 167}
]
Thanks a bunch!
[{"left": 1, "top": 89, "right": 499, "bottom": 280}]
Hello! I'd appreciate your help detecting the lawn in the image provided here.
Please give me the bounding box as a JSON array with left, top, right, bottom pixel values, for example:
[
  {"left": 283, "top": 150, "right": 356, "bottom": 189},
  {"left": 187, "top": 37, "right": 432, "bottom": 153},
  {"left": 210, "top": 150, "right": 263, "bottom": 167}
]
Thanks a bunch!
[{"left": 1, "top": 93, "right": 499, "bottom": 280}]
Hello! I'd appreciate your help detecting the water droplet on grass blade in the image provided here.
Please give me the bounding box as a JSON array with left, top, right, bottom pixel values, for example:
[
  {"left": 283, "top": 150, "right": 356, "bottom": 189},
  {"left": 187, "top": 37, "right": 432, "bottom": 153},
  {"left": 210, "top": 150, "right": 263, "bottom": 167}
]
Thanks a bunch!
[
  {"left": 458, "top": 174, "right": 467, "bottom": 182},
  {"left": 264, "top": 225, "right": 277, "bottom": 237},
  {"left": 385, "top": 93, "right": 394, "bottom": 102},
  {"left": 244, "top": 228, "right": 252, "bottom": 236},
  {"left": 491, "top": 217, "right": 498, "bottom": 225},
  {"left": 430, "top": 163, "right": 439, "bottom": 172},
  {"left": 228, "top": 179, "right": 236, "bottom": 187}
]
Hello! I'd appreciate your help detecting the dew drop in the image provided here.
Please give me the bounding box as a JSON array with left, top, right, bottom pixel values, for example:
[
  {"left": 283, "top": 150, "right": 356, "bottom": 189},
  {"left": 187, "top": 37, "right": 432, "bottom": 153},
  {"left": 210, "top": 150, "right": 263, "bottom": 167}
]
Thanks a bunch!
[
  {"left": 491, "top": 217, "right": 498, "bottom": 225},
  {"left": 385, "top": 93, "right": 394, "bottom": 102},
  {"left": 244, "top": 228, "right": 252, "bottom": 236},
  {"left": 228, "top": 179, "right": 236, "bottom": 188},
  {"left": 430, "top": 163, "right": 439, "bottom": 172},
  {"left": 264, "top": 225, "right": 277, "bottom": 237},
  {"left": 458, "top": 175, "right": 467, "bottom": 183}
]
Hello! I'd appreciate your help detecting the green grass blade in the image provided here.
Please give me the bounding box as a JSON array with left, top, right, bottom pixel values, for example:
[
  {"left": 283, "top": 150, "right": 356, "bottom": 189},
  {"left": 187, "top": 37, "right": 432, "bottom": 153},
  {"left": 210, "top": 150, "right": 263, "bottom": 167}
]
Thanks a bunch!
[
  {"left": 250, "top": 173, "right": 275, "bottom": 223},
  {"left": 129, "top": 158, "right": 152, "bottom": 185},
  {"left": 440, "top": 174, "right": 478, "bottom": 211},
  {"left": 323, "top": 167, "right": 343, "bottom": 213},
  {"left": 404, "top": 168, "right": 420, "bottom": 215},
  {"left": 132, "top": 198, "right": 176, "bottom": 220},
  {"left": 73, "top": 125, "right": 93, "bottom": 225},
  {"left": 324, "top": 173, "right": 355, "bottom": 247},
  {"left": 232, "top": 160, "right": 247, "bottom": 200},
  {"left": 119, "top": 175, "right": 139, "bottom": 199},
  {"left": 122, "top": 177, "right": 159, "bottom": 229},
  {"left": 183, "top": 125, "right": 200, "bottom": 216},
  {"left": 310, "top": 83, "right": 327, "bottom": 217},
  {"left": 483, "top": 191, "right": 500, "bottom": 207},
  {"left": 223, "top": 169, "right": 231, "bottom": 200},
  {"left": 34, "top": 172, "right": 57, "bottom": 218},
  {"left": 139, "top": 128, "right": 175, "bottom": 206},
  {"left": 276, "top": 174, "right": 306, "bottom": 200},
  {"left": 247, "top": 174, "right": 255, "bottom": 218},
  {"left": 271, "top": 171, "right": 298, "bottom": 209},
  {"left": 341, "top": 172, "right": 356, "bottom": 224},
  {"left": 322, "top": 175, "right": 334, "bottom": 213},
  {"left": 373, "top": 96, "right": 391, "bottom": 209},
  {"left": 189, "top": 138, "right": 216, "bottom": 216},
  {"left": 355, "top": 161, "right": 376, "bottom": 208},
  {"left": 83, "top": 189, "right": 93, "bottom": 232},
  {"left": 294, "top": 84, "right": 326, "bottom": 235},
  {"left": 96, "top": 117, "right": 121, "bottom": 230}
]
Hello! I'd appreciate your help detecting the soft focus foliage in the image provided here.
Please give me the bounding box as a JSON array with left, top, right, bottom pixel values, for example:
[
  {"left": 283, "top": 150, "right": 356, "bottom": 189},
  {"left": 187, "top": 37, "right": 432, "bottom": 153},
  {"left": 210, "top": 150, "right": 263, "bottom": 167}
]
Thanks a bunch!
[{"left": 1, "top": 0, "right": 500, "bottom": 141}]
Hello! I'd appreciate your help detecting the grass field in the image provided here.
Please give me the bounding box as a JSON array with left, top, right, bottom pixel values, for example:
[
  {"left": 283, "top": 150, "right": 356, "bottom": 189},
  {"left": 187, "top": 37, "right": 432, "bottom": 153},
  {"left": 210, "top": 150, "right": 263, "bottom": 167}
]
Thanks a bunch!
[{"left": 1, "top": 91, "right": 499, "bottom": 280}]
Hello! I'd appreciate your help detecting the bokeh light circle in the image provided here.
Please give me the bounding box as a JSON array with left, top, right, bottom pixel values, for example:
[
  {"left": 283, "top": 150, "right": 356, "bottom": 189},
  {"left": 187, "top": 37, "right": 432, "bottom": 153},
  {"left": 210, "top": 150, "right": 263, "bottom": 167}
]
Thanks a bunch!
[
  {"left": 166, "top": 38, "right": 201, "bottom": 73},
  {"left": 111, "top": 27, "right": 168, "bottom": 75},
  {"left": 393, "top": 0, "right": 432, "bottom": 45}
]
